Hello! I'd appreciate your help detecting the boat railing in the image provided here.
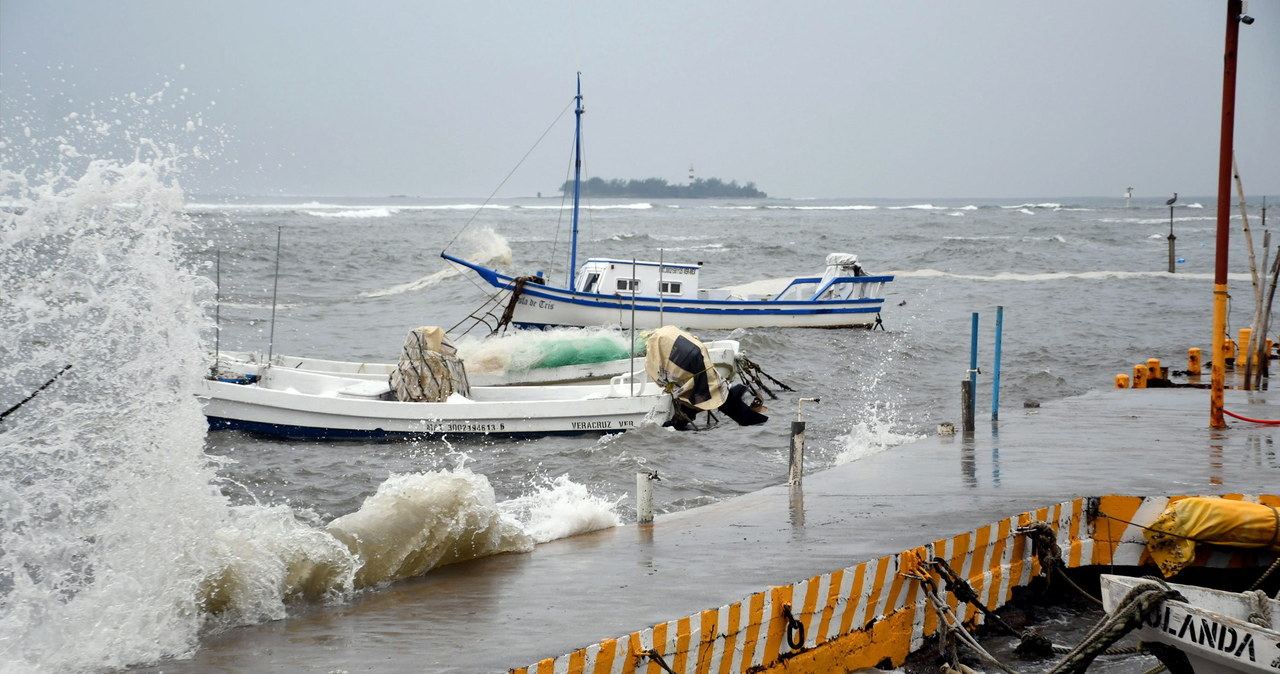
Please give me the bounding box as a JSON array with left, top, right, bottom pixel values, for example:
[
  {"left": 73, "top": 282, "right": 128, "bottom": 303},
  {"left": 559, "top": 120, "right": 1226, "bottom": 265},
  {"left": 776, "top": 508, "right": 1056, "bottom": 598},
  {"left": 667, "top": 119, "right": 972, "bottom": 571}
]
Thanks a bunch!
[{"left": 771, "top": 275, "right": 891, "bottom": 302}]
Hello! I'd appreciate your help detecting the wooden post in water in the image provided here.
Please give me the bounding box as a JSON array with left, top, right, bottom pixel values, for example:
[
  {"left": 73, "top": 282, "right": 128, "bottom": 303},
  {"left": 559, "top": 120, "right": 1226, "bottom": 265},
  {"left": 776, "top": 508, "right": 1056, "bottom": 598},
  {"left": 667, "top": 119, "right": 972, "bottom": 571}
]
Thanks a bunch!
[
  {"left": 1210, "top": 0, "right": 1244, "bottom": 428},
  {"left": 789, "top": 398, "right": 819, "bottom": 486},
  {"left": 961, "top": 380, "right": 974, "bottom": 433}
]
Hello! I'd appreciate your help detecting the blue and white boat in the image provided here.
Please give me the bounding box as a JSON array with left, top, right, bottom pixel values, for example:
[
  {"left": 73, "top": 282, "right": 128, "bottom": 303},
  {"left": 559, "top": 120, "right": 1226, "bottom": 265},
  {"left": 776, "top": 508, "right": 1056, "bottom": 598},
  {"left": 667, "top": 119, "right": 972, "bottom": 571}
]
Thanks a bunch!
[{"left": 442, "top": 76, "right": 894, "bottom": 331}]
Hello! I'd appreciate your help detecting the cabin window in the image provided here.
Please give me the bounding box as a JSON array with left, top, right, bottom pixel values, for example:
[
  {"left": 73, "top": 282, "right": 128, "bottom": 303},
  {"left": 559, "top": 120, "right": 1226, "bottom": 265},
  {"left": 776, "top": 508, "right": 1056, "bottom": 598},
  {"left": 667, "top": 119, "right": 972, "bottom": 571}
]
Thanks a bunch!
[
  {"left": 659, "top": 280, "right": 682, "bottom": 295},
  {"left": 616, "top": 278, "right": 639, "bottom": 293},
  {"left": 582, "top": 273, "right": 601, "bottom": 293}
]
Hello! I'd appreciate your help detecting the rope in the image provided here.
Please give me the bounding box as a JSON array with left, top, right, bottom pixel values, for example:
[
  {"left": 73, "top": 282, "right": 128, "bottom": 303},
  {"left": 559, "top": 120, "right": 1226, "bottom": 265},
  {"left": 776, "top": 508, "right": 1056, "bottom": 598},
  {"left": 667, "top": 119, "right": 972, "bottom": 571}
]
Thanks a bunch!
[
  {"left": 1017, "top": 523, "right": 1103, "bottom": 606},
  {"left": 1250, "top": 554, "right": 1280, "bottom": 591},
  {"left": 931, "top": 557, "right": 1025, "bottom": 637},
  {"left": 1223, "top": 408, "right": 1280, "bottom": 424},
  {"left": 640, "top": 648, "right": 677, "bottom": 674},
  {"left": 919, "top": 577, "right": 1021, "bottom": 674},
  {"left": 1, "top": 364, "right": 72, "bottom": 421},
  {"left": 441, "top": 99, "right": 575, "bottom": 253},
  {"left": 1046, "top": 579, "right": 1182, "bottom": 674},
  {"left": 1246, "top": 588, "right": 1274, "bottom": 628}
]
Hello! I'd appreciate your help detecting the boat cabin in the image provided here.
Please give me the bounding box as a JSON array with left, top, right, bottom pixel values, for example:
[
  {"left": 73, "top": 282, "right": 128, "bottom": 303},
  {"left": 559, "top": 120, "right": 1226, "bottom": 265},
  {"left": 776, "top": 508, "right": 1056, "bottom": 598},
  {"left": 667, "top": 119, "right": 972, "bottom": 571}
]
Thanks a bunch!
[{"left": 573, "top": 258, "right": 702, "bottom": 299}]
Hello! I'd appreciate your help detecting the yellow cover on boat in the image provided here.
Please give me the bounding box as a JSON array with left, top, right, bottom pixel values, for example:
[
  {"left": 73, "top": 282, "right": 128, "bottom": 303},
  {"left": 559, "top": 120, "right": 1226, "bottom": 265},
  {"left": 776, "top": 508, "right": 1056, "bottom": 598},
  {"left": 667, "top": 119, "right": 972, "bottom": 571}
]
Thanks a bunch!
[
  {"left": 644, "top": 326, "right": 726, "bottom": 411},
  {"left": 1143, "top": 497, "right": 1280, "bottom": 577}
]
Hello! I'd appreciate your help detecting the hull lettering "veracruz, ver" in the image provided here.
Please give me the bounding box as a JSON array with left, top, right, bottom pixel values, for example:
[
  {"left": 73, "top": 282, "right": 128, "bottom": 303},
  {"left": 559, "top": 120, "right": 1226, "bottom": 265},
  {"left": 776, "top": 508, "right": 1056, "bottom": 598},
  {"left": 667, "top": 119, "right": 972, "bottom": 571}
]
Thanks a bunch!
[
  {"left": 570, "top": 419, "right": 636, "bottom": 430},
  {"left": 1147, "top": 605, "right": 1261, "bottom": 663}
]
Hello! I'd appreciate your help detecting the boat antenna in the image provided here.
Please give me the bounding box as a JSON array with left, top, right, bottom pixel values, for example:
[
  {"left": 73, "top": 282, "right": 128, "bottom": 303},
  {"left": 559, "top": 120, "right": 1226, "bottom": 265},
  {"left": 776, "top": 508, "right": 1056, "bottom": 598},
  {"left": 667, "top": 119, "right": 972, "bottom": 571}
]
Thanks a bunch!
[
  {"left": 212, "top": 249, "right": 222, "bottom": 377},
  {"left": 267, "top": 226, "right": 282, "bottom": 371},
  {"left": 569, "top": 72, "right": 584, "bottom": 292}
]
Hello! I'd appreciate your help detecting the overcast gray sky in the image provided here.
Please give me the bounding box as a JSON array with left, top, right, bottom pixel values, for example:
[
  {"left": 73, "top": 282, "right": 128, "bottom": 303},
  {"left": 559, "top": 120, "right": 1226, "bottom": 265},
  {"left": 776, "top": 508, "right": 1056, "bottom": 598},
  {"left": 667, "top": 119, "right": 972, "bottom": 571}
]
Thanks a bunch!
[{"left": 2, "top": 1, "right": 1277, "bottom": 199}]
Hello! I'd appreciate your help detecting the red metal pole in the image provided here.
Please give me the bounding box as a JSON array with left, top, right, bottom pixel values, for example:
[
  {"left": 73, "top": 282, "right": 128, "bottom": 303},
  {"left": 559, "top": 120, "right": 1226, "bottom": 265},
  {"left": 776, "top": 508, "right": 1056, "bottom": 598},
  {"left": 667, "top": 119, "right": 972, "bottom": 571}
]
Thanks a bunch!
[{"left": 1210, "top": 0, "right": 1243, "bottom": 428}]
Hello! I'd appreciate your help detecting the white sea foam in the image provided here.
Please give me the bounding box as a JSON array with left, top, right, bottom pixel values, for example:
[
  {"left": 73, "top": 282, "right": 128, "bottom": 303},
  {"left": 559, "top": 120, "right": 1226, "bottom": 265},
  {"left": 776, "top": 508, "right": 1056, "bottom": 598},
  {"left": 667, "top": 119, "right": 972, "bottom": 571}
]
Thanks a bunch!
[
  {"left": 327, "top": 470, "right": 533, "bottom": 588},
  {"left": 893, "top": 268, "right": 1250, "bottom": 282},
  {"left": 303, "top": 207, "right": 395, "bottom": 219},
  {"left": 499, "top": 474, "right": 622, "bottom": 543},
  {"left": 0, "top": 88, "right": 597, "bottom": 674},
  {"left": 360, "top": 226, "right": 512, "bottom": 298}
]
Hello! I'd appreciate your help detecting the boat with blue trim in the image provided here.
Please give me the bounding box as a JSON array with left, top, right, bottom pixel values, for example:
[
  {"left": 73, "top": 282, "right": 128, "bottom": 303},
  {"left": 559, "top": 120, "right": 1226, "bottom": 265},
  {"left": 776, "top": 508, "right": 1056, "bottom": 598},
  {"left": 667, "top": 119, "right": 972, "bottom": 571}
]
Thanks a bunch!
[{"left": 442, "top": 75, "right": 894, "bottom": 331}]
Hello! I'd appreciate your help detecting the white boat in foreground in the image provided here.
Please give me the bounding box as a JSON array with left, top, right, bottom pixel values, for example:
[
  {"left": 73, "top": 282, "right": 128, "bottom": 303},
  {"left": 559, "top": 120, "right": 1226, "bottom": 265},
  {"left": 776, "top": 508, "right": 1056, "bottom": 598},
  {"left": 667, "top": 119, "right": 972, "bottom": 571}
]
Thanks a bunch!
[
  {"left": 1099, "top": 574, "right": 1280, "bottom": 673},
  {"left": 201, "top": 326, "right": 766, "bottom": 440},
  {"left": 442, "top": 75, "right": 893, "bottom": 331},
  {"left": 200, "top": 367, "right": 671, "bottom": 440}
]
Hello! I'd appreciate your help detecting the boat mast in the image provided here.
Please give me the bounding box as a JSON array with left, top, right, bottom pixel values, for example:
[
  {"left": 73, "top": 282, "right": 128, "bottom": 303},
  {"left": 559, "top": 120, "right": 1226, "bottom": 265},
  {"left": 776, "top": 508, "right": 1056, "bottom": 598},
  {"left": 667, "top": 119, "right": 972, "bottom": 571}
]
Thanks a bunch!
[
  {"left": 569, "top": 73, "right": 584, "bottom": 292},
  {"left": 1210, "top": 0, "right": 1244, "bottom": 429}
]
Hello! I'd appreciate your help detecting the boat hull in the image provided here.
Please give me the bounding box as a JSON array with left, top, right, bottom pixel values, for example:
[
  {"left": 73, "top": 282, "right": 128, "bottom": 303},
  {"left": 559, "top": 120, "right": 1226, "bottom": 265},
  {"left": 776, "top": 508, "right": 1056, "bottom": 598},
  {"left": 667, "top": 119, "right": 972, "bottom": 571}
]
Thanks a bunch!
[
  {"left": 198, "top": 376, "right": 672, "bottom": 441},
  {"left": 444, "top": 254, "right": 891, "bottom": 330},
  {"left": 1100, "top": 574, "right": 1280, "bottom": 673}
]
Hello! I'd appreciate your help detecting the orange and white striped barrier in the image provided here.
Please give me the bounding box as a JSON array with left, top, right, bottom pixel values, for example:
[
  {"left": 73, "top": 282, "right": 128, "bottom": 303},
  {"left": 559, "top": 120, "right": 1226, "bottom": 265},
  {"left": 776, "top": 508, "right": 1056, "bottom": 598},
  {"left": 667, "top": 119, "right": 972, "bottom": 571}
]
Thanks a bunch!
[{"left": 513, "top": 493, "right": 1278, "bottom": 674}]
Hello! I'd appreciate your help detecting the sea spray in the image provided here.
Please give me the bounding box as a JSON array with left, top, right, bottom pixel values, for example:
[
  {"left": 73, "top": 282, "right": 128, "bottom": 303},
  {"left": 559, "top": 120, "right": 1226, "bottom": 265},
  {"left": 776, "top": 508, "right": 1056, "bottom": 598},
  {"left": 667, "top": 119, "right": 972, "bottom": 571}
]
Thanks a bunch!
[
  {"left": 326, "top": 470, "right": 533, "bottom": 588},
  {"left": 499, "top": 474, "right": 622, "bottom": 543},
  {"left": 359, "top": 226, "right": 511, "bottom": 298},
  {"left": 829, "top": 322, "right": 923, "bottom": 466}
]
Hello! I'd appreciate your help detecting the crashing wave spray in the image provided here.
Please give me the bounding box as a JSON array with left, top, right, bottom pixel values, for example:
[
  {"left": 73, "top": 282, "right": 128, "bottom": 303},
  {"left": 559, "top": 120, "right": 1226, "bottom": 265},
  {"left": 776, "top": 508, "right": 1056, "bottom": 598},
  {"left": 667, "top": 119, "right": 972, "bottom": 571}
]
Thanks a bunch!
[
  {"left": 828, "top": 318, "right": 923, "bottom": 466},
  {"left": 0, "top": 85, "right": 622, "bottom": 673}
]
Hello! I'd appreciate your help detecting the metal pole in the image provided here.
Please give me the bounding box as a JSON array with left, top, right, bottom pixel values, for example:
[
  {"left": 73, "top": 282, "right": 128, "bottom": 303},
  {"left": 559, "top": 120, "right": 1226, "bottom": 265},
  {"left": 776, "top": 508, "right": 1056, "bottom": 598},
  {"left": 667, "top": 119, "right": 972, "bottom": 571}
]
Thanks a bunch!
[
  {"left": 968, "top": 312, "right": 979, "bottom": 425},
  {"left": 1168, "top": 205, "right": 1177, "bottom": 273},
  {"left": 969, "top": 312, "right": 980, "bottom": 385},
  {"left": 568, "top": 73, "right": 584, "bottom": 292},
  {"left": 992, "top": 306, "right": 1003, "bottom": 421},
  {"left": 213, "top": 249, "right": 221, "bottom": 373},
  {"left": 961, "top": 380, "right": 974, "bottom": 434},
  {"left": 1211, "top": 0, "right": 1243, "bottom": 429},
  {"left": 636, "top": 472, "right": 655, "bottom": 524},
  {"left": 789, "top": 397, "right": 819, "bottom": 485},
  {"left": 266, "top": 227, "right": 282, "bottom": 371}
]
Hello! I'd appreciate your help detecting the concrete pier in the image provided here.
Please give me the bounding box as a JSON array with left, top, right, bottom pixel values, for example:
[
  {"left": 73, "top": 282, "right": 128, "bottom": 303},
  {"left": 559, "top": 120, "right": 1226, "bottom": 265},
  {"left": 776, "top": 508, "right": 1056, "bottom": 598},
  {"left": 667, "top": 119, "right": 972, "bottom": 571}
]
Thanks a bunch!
[{"left": 149, "top": 388, "right": 1280, "bottom": 673}]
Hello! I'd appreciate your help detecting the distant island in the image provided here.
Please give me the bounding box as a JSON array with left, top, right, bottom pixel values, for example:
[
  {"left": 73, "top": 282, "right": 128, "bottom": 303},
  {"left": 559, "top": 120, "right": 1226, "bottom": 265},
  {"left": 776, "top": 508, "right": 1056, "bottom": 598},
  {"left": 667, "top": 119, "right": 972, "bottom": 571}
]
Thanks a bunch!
[{"left": 560, "top": 177, "right": 767, "bottom": 198}]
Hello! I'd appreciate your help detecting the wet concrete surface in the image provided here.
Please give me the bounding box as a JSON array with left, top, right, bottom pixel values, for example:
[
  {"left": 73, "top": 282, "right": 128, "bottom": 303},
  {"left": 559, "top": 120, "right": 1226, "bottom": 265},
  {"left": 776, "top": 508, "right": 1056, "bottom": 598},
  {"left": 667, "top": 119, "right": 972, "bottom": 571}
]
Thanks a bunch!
[{"left": 148, "top": 388, "right": 1280, "bottom": 673}]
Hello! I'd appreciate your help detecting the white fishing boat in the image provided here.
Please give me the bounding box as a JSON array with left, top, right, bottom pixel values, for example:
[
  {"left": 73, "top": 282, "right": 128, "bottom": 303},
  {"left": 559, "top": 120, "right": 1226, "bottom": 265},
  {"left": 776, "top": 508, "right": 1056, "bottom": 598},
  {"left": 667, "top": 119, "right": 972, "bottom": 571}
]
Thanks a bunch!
[
  {"left": 212, "top": 337, "right": 741, "bottom": 388},
  {"left": 442, "top": 75, "right": 894, "bottom": 331},
  {"left": 200, "top": 368, "right": 671, "bottom": 440},
  {"left": 201, "top": 326, "right": 767, "bottom": 440},
  {"left": 1099, "top": 574, "right": 1280, "bottom": 673}
]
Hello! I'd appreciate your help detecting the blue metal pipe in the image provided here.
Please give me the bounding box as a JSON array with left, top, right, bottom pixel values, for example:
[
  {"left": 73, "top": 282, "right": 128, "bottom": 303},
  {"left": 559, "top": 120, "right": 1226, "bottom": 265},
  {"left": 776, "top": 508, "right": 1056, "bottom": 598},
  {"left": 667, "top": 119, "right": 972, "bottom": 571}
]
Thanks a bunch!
[{"left": 992, "top": 306, "right": 1003, "bottom": 421}]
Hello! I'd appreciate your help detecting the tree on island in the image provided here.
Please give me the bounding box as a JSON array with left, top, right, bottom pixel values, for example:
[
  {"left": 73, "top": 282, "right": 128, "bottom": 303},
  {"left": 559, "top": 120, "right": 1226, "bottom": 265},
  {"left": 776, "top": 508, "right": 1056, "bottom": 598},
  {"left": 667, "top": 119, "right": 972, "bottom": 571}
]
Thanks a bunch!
[{"left": 558, "top": 176, "right": 766, "bottom": 198}]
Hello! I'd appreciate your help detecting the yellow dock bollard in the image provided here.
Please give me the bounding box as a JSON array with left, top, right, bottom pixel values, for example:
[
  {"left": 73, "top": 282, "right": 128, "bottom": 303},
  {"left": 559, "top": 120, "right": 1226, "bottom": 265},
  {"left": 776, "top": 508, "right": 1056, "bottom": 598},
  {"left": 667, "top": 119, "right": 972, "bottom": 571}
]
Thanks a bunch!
[
  {"left": 1146, "top": 358, "right": 1162, "bottom": 382},
  {"left": 1115, "top": 373, "right": 1131, "bottom": 389},
  {"left": 1238, "top": 329, "right": 1253, "bottom": 368},
  {"left": 1188, "top": 347, "right": 1202, "bottom": 376},
  {"left": 1132, "top": 364, "right": 1148, "bottom": 389},
  {"left": 1224, "top": 338, "right": 1237, "bottom": 370}
]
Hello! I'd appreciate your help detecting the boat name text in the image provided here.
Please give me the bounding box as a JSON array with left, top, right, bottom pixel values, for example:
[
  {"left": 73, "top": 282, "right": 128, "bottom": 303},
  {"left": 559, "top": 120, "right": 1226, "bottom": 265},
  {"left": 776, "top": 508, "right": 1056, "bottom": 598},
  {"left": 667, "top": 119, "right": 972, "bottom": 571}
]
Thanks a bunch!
[
  {"left": 1146, "top": 604, "right": 1262, "bottom": 663},
  {"left": 516, "top": 297, "right": 556, "bottom": 310}
]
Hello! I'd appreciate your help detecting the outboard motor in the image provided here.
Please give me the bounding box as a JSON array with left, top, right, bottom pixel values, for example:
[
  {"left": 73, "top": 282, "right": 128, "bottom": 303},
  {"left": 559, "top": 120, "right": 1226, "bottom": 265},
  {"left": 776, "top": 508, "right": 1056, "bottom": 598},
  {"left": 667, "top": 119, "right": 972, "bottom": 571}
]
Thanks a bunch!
[
  {"left": 644, "top": 326, "right": 767, "bottom": 429},
  {"left": 718, "top": 383, "right": 768, "bottom": 426}
]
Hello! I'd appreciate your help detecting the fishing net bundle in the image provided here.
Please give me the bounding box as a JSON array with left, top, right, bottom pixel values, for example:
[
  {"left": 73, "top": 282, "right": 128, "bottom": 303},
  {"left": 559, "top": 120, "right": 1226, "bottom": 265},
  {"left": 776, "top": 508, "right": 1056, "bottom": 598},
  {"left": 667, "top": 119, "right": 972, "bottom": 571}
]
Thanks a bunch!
[{"left": 389, "top": 327, "right": 471, "bottom": 402}]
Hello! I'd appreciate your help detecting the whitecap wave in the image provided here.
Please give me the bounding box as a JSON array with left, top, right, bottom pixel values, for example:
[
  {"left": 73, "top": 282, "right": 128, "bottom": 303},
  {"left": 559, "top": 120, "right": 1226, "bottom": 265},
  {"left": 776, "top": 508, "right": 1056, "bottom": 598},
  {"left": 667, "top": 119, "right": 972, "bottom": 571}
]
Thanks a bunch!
[{"left": 303, "top": 207, "right": 395, "bottom": 219}]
